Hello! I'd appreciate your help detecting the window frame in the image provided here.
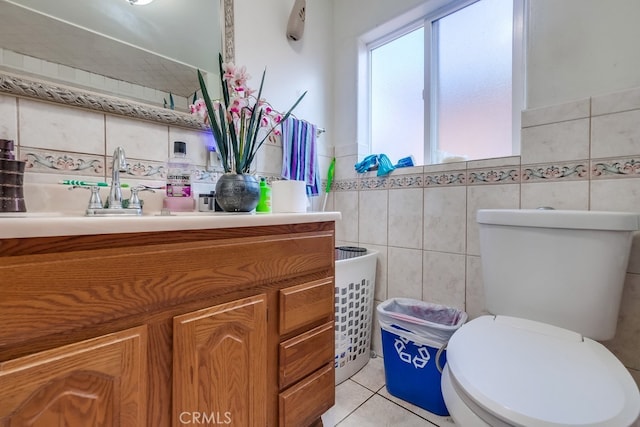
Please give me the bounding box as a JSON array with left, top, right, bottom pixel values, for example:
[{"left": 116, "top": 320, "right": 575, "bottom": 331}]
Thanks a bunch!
[{"left": 360, "top": 0, "right": 526, "bottom": 166}]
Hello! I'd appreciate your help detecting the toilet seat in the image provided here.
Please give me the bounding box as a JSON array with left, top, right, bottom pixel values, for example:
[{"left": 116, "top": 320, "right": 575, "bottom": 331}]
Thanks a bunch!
[{"left": 445, "top": 315, "right": 640, "bottom": 427}]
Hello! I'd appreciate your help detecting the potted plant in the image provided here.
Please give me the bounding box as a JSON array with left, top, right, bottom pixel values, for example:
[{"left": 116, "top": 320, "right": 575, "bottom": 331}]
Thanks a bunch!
[{"left": 196, "top": 54, "right": 306, "bottom": 212}]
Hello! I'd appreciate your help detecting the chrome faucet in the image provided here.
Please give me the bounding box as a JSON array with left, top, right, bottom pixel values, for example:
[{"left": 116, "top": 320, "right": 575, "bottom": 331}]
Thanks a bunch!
[
  {"left": 75, "top": 146, "right": 145, "bottom": 216},
  {"left": 108, "top": 147, "right": 127, "bottom": 209}
]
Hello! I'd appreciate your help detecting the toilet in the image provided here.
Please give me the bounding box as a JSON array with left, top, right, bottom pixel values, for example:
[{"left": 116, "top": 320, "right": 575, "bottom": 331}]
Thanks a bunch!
[{"left": 441, "top": 209, "right": 640, "bottom": 426}]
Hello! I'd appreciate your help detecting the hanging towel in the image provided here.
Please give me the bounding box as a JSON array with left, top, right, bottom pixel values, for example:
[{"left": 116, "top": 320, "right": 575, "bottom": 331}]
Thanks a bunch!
[{"left": 281, "top": 117, "right": 320, "bottom": 196}]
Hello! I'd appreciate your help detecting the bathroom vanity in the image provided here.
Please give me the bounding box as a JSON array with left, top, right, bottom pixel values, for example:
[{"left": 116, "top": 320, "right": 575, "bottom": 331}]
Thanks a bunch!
[{"left": 0, "top": 212, "right": 339, "bottom": 427}]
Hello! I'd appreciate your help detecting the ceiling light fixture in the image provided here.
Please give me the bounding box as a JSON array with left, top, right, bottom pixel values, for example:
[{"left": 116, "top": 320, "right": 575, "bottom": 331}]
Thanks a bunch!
[{"left": 127, "top": 0, "right": 154, "bottom": 5}]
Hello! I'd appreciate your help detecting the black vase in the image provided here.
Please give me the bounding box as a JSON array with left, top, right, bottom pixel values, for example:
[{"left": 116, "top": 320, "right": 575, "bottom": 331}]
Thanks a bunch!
[{"left": 215, "top": 173, "right": 260, "bottom": 212}]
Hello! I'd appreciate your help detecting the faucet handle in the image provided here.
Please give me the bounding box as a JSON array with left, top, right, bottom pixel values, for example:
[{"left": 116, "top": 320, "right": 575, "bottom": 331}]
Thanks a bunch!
[
  {"left": 128, "top": 186, "right": 156, "bottom": 209},
  {"left": 69, "top": 185, "right": 103, "bottom": 209}
]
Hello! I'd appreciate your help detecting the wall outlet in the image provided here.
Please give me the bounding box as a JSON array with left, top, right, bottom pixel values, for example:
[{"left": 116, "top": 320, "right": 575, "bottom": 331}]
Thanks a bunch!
[{"left": 207, "top": 150, "right": 223, "bottom": 172}]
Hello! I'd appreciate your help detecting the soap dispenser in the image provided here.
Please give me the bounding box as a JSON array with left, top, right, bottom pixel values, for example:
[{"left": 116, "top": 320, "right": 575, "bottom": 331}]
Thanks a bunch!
[{"left": 256, "top": 178, "right": 272, "bottom": 213}]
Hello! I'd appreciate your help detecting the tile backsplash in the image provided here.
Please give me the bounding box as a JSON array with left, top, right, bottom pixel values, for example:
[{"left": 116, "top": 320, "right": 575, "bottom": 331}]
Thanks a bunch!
[
  {"left": 0, "top": 90, "right": 334, "bottom": 214},
  {"left": 333, "top": 86, "right": 640, "bottom": 386},
  {"left": 1, "top": 94, "right": 216, "bottom": 186},
  {"left": 0, "top": 93, "right": 272, "bottom": 212}
]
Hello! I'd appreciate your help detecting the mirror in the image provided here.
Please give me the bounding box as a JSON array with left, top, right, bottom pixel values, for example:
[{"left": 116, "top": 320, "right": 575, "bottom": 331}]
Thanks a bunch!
[{"left": 0, "top": 0, "right": 234, "bottom": 129}]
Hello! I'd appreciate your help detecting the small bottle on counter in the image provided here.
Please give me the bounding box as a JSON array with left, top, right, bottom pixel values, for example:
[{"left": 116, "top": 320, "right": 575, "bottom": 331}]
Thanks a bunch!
[
  {"left": 256, "top": 178, "right": 272, "bottom": 213},
  {"left": 0, "top": 139, "right": 16, "bottom": 160},
  {"left": 0, "top": 139, "right": 26, "bottom": 212},
  {"left": 163, "top": 141, "right": 194, "bottom": 211}
]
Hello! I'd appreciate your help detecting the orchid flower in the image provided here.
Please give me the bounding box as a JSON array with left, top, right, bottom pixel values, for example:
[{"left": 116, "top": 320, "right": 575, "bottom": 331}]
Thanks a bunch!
[{"left": 197, "top": 53, "right": 307, "bottom": 174}]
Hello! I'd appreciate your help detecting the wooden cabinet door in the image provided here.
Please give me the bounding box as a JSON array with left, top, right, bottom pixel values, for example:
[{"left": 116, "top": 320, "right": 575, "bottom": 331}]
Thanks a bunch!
[
  {"left": 0, "top": 326, "right": 147, "bottom": 427},
  {"left": 173, "top": 294, "right": 267, "bottom": 427}
]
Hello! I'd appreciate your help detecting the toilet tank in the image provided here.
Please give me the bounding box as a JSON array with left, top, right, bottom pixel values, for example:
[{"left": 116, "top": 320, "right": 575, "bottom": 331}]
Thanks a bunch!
[{"left": 477, "top": 209, "right": 639, "bottom": 341}]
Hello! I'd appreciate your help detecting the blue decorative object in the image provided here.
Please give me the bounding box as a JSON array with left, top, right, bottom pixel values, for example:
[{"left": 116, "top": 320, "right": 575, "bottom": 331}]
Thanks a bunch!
[
  {"left": 376, "top": 154, "right": 396, "bottom": 176},
  {"left": 354, "top": 154, "right": 397, "bottom": 176},
  {"left": 354, "top": 154, "right": 378, "bottom": 173},
  {"left": 395, "top": 156, "right": 415, "bottom": 168}
]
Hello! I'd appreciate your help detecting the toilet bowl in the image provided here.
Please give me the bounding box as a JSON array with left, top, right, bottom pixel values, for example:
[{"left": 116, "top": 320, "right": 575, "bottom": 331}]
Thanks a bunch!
[
  {"left": 441, "top": 316, "right": 640, "bottom": 426},
  {"left": 441, "top": 209, "right": 640, "bottom": 426}
]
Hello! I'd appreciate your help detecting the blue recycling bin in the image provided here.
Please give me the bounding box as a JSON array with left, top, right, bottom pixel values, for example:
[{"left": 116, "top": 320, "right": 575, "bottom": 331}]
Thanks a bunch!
[{"left": 378, "top": 298, "right": 467, "bottom": 416}]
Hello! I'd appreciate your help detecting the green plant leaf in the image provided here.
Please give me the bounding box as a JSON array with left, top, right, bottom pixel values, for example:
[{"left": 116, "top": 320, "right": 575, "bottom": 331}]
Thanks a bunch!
[{"left": 198, "top": 69, "right": 229, "bottom": 172}]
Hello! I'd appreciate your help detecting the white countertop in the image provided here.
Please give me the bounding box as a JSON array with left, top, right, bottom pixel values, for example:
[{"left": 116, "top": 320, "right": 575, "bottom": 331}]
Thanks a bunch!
[{"left": 0, "top": 211, "right": 341, "bottom": 239}]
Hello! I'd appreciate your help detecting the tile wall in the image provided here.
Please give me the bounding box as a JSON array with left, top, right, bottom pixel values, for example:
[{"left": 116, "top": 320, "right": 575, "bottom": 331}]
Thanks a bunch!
[
  {"left": 333, "top": 86, "right": 640, "bottom": 386},
  {"left": 0, "top": 93, "right": 333, "bottom": 213},
  {"left": 0, "top": 93, "right": 217, "bottom": 212}
]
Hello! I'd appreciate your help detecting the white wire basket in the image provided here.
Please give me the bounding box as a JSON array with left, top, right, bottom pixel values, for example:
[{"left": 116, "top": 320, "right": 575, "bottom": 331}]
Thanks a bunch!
[{"left": 334, "top": 248, "right": 378, "bottom": 385}]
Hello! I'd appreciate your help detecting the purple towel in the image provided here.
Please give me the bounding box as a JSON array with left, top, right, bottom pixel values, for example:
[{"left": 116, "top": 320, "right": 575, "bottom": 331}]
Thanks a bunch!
[{"left": 281, "top": 117, "right": 320, "bottom": 196}]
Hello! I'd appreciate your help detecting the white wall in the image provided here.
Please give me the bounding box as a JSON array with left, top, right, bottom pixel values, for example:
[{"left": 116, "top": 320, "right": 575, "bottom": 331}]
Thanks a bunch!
[
  {"left": 234, "top": 0, "right": 333, "bottom": 140},
  {"left": 234, "top": 0, "right": 335, "bottom": 209},
  {"left": 526, "top": 0, "right": 640, "bottom": 109}
]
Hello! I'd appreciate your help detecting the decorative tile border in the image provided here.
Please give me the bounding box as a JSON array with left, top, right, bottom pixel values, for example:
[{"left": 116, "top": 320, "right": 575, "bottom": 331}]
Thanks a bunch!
[
  {"left": 424, "top": 170, "right": 466, "bottom": 186},
  {"left": 592, "top": 157, "right": 640, "bottom": 179},
  {"left": 22, "top": 147, "right": 222, "bottom": 184},
  {"left": 331, "top": 156, "right": 640, "bottom": 191},
  {"left": 332, "top": 179, "right": 358, "bottom": 191},
  {"left": 467, "top": 167, "right": 519, "bottom": 185},
  {"left": 521, "top": 161, "right": 589, "bottom": 182},
  {"left": 108, "top": 159, "right": 166, "bottom": 181},
  {"left": 359, "top": 176, "right": 388, "bottom": 190},
  {"left": 193, "top": 168, "right": 220, "bottom": 184},
  {"left": 21, "top": 148, "right": 104, "bottom": 176},
  {"left": 388, "top": 173, "right": 423, "bottom": 189}
]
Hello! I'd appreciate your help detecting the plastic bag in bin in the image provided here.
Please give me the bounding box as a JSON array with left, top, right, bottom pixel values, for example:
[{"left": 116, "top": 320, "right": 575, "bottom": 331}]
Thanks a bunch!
[
  {"left": 392, "top": 301, "right": 462, "bottom": 326},
  {"left": 378, "top": 298, "right": 467, "bottom": 344},
  {"left": 382, "top": 298, "right": 463, "bottom": 326}
]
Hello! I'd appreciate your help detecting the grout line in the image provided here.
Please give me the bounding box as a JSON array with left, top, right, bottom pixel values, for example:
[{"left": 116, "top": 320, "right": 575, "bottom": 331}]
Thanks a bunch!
[
  {"left": 334, "top": 393, "right": 378, "bottom": 426},
  {"left": 588, "top": 98, "right": 593, "bottom": 210},
  {"left": 349, "top": 377, "right": 386, "bottom": 394},
  {"left": 337, "top": 358, "right": 450, "bottom": 426},
  {"left": 374, "top": 392, "right": 440, "bottom": 427}
]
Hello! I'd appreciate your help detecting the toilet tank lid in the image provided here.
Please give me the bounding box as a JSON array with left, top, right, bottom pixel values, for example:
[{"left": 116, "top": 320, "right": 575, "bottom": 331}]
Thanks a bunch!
[{"left": 477, "top": 209, "right": 640, "bottom": 231}]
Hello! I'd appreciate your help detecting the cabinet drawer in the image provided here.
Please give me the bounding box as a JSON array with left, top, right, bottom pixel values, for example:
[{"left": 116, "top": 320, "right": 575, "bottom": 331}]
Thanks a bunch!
[
  {"left": 279, "top": 322, "right": 334, "bottom": 389},
  {"left": 279, "top": 279, "right": 334, "bottom": 335},
  {"left": 279, "top": 364, "right": 334, "bottom": 427}
]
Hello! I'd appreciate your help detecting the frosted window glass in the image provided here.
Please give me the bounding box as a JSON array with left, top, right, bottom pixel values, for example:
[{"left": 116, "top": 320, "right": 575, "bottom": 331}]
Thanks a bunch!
[
  {"left": 371, "top": 27, "right": 424, "bottom": 165},
  {"left": 435, "top": 0, "right": 513, "bottom": 162}
]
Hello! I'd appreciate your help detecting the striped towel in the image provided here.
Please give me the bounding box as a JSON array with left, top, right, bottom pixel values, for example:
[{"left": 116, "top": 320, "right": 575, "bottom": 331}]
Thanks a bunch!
[{"left": 281, "top": 117, "right": 320, "bottom": 196}]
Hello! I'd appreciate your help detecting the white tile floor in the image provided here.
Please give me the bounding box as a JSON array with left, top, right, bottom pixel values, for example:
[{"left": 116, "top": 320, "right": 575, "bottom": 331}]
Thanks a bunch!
[{"left": 324, "top": 357, "right": 456, "bottom": 426}]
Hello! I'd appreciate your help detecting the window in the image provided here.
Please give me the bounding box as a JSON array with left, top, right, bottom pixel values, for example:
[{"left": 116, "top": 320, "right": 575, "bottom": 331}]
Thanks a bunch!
[
  {"left": 368, "top": 0, "right": 524, "bottom": 165},
  {"left": 370, "top": 27, "right": 425, "bottom": 165}
]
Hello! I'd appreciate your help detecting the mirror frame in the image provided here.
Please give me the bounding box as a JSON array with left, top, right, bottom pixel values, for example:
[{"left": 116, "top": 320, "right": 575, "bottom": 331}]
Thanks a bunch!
[{"left": 0, "top": 0, "right": 235, "bottom": 131}]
